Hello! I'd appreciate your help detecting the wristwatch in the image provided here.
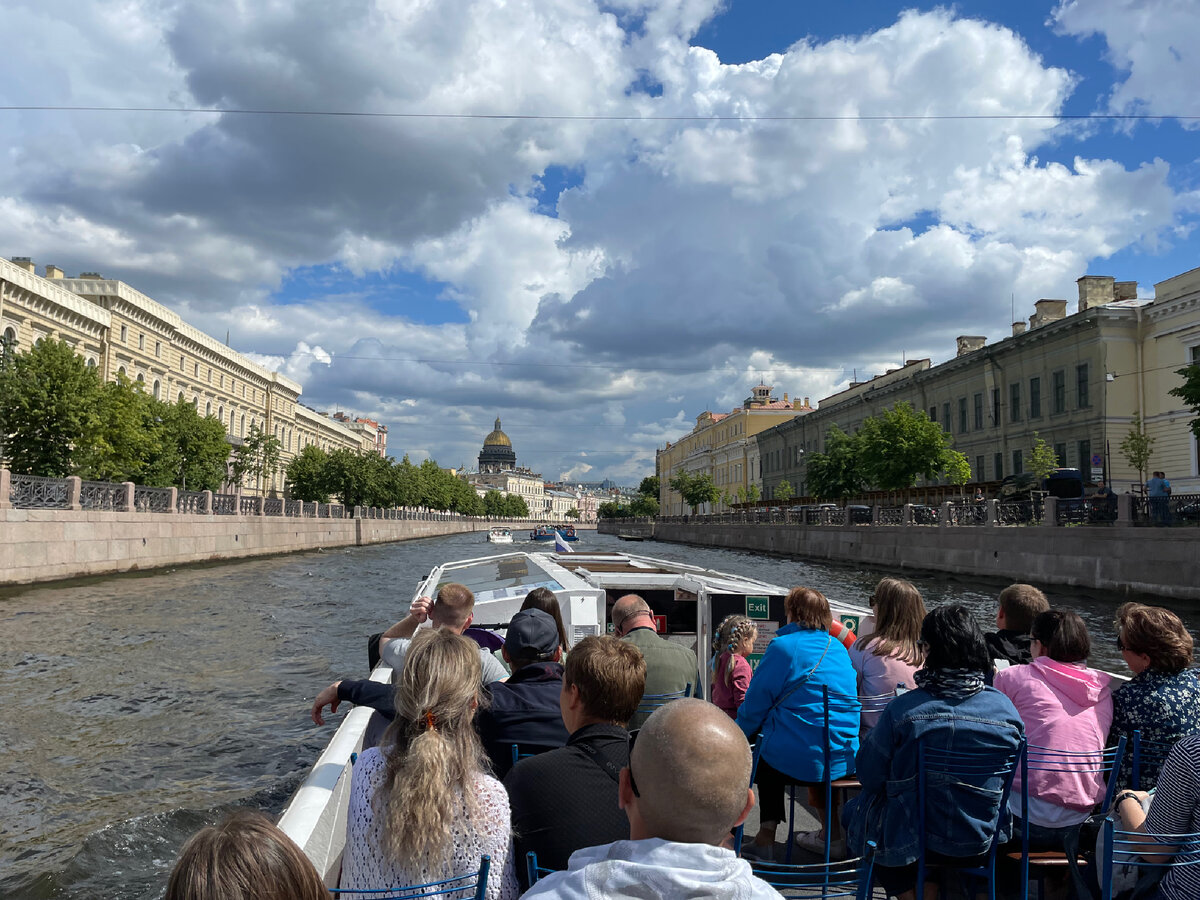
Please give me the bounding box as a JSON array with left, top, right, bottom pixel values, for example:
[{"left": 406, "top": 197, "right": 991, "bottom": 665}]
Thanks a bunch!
[{"left": 1114, "top": 790, "right": 1140, "bottom": 806}]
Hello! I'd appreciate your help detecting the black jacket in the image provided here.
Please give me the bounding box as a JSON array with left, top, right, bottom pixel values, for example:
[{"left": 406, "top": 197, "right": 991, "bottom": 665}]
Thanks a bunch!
[
  {"left": 985, "top": 629, "right": 1033, "bottom": 666},
  {"left": 478, "top": 661, "right": 568, "bottom": 778},
  {"left": 503, "top": 723, "right": 631, "bottom": 888}
]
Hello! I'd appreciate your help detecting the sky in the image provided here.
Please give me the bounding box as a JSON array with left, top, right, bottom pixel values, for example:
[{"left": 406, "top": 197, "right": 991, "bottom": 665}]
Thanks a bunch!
[{"left": 2, "top": 0, "right": 1199, "bottom": 485}]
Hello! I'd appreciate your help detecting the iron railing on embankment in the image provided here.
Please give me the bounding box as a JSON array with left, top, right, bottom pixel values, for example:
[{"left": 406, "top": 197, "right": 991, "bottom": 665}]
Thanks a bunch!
[{"left": 1, "top": 468, "right": 522, "bottom": 523}]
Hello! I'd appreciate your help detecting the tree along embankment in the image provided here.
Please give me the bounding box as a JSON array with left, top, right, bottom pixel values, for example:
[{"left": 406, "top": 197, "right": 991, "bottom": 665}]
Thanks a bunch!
[
  {"left": 0, "top": 509, "right": 485, "bottom": 586},
  {"left": 598, "top": 519, "right": 1200, "bottom": 601}
]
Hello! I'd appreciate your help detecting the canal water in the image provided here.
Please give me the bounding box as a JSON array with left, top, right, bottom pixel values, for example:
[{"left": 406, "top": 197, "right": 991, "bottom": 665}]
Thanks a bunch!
[{"left": 2, "top": 531, "right": 1194, "bottom": 898}]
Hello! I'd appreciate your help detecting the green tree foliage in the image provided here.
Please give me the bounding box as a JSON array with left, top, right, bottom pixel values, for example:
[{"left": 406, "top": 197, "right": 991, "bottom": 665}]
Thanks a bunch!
[
  {"left": 232, "top": 424, "right": 283, "bottom": 496},
  {"left": 145, "top": 398, "right": 230, "bottom": 492},
  {"left": 483, "top": 489, "right": 507, "bottom": 517},
  {"left": 746, "top": 484, "right": 761, "bottom": 504},
  {"left": 669, "top": 470, "right": 720, "bottom": 514},
  {"left": 391, "top": 455, "right": 423, "bottom": 508},
  {"left": 1028, "top": 432, "right": 1060, "bottom": 481},
  {"left": 0, "top": 338, "right": 102, "bottom": 476},
  {"left": 775, "top": 479, "right": 794, "bottom": 501},
  {"left": 856, "top": 402, "right": 963, "bottom": 491},
  {"left": 75, "top": 375, "right": 162, "bottom": 483},
  {"left": 566, "top": 507, "right": 581, "bottom": 519},
  {"left": 941, "top": 450, "right": 973, "bottom": 488},
  {"left": 597, "top": 500, "right": 628, "bottom": 519},
  {"left": 805, "top": 425, "right": 866, "bottom": 500},
  {"left": 1169, "top": 364, "right": 1200, "bottom": 438},
  {"left": 629, "top": 494, "right": 659, "bottom": 516},
  {"left": 286, "top": 445, "right": 330, "bottom": 502},
  {"left": 637, "top": 475, "right": 660, "bottom": 498},
  {"left": 1120, "top": 414, "right": 1155, "bottom": 487},
  {"left": 503, "top": 494, "right": 530, "bottom": 517}
]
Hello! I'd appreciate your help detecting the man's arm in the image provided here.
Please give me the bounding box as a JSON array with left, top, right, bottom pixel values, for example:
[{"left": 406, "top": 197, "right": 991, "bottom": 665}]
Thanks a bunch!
[
  {"left": 310, "top": 678, "right": 395, "bottom": 725},
  {"left": 378, "top": 595, "right": 433, "bottom": 656}
]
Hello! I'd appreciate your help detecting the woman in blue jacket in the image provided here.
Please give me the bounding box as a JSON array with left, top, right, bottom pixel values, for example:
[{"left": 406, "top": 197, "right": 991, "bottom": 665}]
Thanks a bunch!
[
  {"left": 843, "top": 604, "right": 1024, "bottom": 900},
  {"left": 737, "top": 586, "right": 859, "bottom": 857}
]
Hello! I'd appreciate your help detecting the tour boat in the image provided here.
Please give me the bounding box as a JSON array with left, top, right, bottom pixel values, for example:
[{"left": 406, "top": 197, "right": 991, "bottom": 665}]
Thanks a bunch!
[
  {"left": 530, "top": 524, "right": 579, "bottom": 541},
  {"left": 486, "top": 526, "right": 513, "bottom": 543},
  {"left": 276, "top": 548, "right": 873, "bottom": 887}
]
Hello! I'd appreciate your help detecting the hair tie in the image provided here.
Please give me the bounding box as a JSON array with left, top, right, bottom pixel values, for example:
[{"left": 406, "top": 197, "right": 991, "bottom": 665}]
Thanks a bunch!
[{"left": 423, "top": 709, "right": 436, "bottom": 731}]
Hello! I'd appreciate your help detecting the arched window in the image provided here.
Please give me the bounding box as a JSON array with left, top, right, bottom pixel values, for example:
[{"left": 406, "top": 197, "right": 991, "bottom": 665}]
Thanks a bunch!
[
  {"left": 153, "top": 380, "right": 161, "bottom": 399},
  {"left": 117, "top": 365, "right": 126, "bottom": 377},
  {"left": 2, "top": 326, "right": 15, "bottom": 343},
  {"left": 193, "top": 397, "right": 198, "bottom": 409},
  {"left": 178, "top": 391, "right": 185, "bottom": 403},
  {"left": 218, "top": 406, "right": 224, "bottom": 424},
  {"left": 136, "top": 373, "right": 144, "bottom": 384},
  {"left": 240, "top": 414, "right": 246, "bottom": 435},
  {"left": 205, "top": 400, "right": 211, "bottom": 416},
  {"left": 230, "top": 409, "right": 235, "bottom": 431},
  {"left": 87, "top": 358, "right": 97, "bottom": 368}
]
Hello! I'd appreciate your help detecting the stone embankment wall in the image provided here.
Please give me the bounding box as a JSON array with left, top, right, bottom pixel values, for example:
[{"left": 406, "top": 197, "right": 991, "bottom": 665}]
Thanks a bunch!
[
  {"left": 1, "top": 509, "right": 484, "bottom": 586},
  {"left": 600, "top": 520, "right": 1200, "bottom": 600}
]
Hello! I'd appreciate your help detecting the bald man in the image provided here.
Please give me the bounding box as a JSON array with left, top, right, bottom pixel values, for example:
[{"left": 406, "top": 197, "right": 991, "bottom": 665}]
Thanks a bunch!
[
  {"left": 611, "top": 594, "right": 698, "bottom": 731},
  {"left": 523, "top": 699, "right": 784, "bottom": 899}
]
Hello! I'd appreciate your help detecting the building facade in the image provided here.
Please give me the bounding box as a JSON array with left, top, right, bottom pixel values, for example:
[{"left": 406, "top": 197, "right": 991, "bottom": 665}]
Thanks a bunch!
[
  {"left": 0, "top": 257, "right": 379, "bottom": 494},
  {"left": 754, "top": 271, "right": 1200, "bottom": 499},
  {"left": 656, "top": 384, "right": 812, "bottom": 515}
]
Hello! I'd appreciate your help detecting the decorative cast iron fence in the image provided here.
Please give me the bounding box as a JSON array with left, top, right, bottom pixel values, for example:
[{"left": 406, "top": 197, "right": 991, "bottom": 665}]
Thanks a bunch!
[
  {"left": 134, "top": 486, "right": 173, "bottom": 513},
  {"left": 80, "top": 480, "right": 125, "bottom": 511},
  {"left": 11, "top": 474, "right": 71, "bottom": 509}
]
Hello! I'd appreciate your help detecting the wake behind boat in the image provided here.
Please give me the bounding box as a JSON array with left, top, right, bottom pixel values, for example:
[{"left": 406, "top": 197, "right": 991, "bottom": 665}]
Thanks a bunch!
[{"left": 278, "top": 548, "right": 872, "bottom": 887}]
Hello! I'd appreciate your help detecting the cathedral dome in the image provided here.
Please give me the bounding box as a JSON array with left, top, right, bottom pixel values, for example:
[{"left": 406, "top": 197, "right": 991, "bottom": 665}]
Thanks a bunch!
[
  {"left": 483, "top": 417, "right": 512, "bottom": 448},
  {"left": 478, "top": 416, "right": 517, "bottom": 473}
]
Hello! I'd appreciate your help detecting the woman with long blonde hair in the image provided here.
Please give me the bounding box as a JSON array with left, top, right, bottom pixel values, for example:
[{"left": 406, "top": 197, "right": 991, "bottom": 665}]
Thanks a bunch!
[
  {"left": 340, "top": 629, "right": 518, "bottom": 899},
  {"left": 849, "top": 578, "right": 926, "bottom": 729}
]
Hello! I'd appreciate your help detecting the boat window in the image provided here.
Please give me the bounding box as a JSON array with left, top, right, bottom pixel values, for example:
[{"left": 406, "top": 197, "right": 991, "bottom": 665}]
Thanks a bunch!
[{"left": 439, "top": 555, "right": 563, "bottom": 604}]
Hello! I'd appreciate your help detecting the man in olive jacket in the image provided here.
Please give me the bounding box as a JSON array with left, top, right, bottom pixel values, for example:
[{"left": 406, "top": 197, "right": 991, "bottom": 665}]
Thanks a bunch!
[{"left": 611, "top": 594, "right": 698, "bottom": 731}]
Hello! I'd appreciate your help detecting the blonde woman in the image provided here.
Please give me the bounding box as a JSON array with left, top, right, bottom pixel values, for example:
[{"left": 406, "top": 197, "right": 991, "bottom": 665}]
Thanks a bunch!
[
  {"left": 848, "top": 578, "right": 926, "bottom": 729},
  {"left": 341, "top": 629, "right": 518, "bottom": 899},
  {"left": 711, "top": 614, "right": 757, "bottom": 718}
]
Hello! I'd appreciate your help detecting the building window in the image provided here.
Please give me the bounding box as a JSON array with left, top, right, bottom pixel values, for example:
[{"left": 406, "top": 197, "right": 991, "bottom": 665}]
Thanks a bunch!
[
  {"left": 178, "top": 391, "right": 185, "bottom": 403},
  {"left": 155, "top": 341, "right": 161, "bottom": 358},
  {"left": 138, "top": 333, "right": 145, "bottom": 350},
  {"left": 1052, "top": 370, "right": 1066, "bottom": 414},
  {"left": 194, "top": 362, "right": 199, "bottom": 377},
  {"left": 1076, "top": 364, "right": 1090, "bottom": 408},
  {"left": 973, "top": 393, "right": 983, "bottom": 430},
  {"left": 153, "top": 380, "right": 160, "bottom": 399},
  {"left": 1012, "top": 449, "right": 1023, "bottom": 475},
  {"left": 976, "top": 455, "right": 985, "bottom": 481},
  {"left": 136, "top": 373, "right": 144, "bottom": 383},
  {"left": 1078, "top": 440, "right": 1092, "bottom": 482},
  {"left": 205, "top": 400, "right": 211, "bottom": 416},
  {"left": 1054, "top": 443, "right": 1067, "bottom": 466},
  {"left": 942, "top": 402, "right": 951, "bottom": 433},
  {"left": 120, "top": 325, "right": 128, "bottom": 342},
  {"left": 1029, "top": 377, "right": 1041, "bottom": 419},
  {"left": 994, "top": 452, "right": 1003, "bottom": 480},
  {"left": 240, "top": 414, "right": 246, "bottom": 435},
  {"left": 87, "top": 358, "right": 96, "bottom": 368},
  {"left": 207, "top": 368, "right": 212, "bottom": 384},
  {"left": 959, "top": 398, "right": 968, "bottom": 433},
  {"left": 991, "top": 388, "right": 1000, "bottom": 426},
  {"left": 929, "top": 406, "right": 937, "bottom": 424},
  {"left": 117, "top": 365, "right": 126, "bottom": 377},
  {"left": 1010, "top": 383, "right": 1021, "bottom": 422}
]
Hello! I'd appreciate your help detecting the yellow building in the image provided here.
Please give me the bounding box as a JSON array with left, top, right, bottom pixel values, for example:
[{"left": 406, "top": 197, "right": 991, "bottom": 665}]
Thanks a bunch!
[
  {"left": 0, "top": 257, "right": 377, "bottom": 494},
  {"left": 656, "top": 384, "right": 812, "bottom": 515}
]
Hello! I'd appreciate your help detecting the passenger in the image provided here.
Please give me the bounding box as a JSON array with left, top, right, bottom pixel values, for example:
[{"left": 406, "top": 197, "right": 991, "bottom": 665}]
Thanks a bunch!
[
  {"left": 165, "top": 809, "right": 327, "bottom": 900},
  {"left": 848, "top": 577, "right": 926, "bottom": 730},
  {"left": 711, "top": 614, "right": 757, "bottom": 719},
  {"left": 1110, "top": 603, "right": 1200, "bottom": 789},
  {"left": 477, "top": 609, "right": 569, "bottom": 778},
  {"left": 340, "top": 629, "right": 519, "bottom": 900},
  {"left": 504, "top": 636, "right": 645, "bottom": 889},
  {"left": 843, "top": 604, "right": 1024, "bottom": 900},
  {"left": 736, "top": 587, "right": 858, "bottom": 859},
  {"left": 521, "top": 698, "right": 784, "bottom": 899},
  {"left": 518, "top": 587, "right": 572, "bottom": 658},
  {"left": 1111, "top": 733, "right": 1200, "bottom": 900},
  {"left": 994, "top": 610, "right": 1113, "bottom": 900},
  {"left": 611, "top": 594, "right": 698, "bottom": 731},
  {"left": 985, "top": 583, "right": 1050, "bottom": 667}
]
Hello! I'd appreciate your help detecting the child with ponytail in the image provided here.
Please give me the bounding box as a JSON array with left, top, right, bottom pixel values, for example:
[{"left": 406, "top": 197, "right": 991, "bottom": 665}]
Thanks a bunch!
[
  {"left": 711, "top": 614, "right": 758, "bottom": 718},
  {"left": 341, "top": 629, "right": 519, "bottom": 899}
]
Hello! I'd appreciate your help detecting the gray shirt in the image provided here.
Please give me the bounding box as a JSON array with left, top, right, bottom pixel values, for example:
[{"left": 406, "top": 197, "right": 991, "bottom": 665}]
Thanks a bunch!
[{"left": 380, "top": 633, "right": 508, "bottom": 684}]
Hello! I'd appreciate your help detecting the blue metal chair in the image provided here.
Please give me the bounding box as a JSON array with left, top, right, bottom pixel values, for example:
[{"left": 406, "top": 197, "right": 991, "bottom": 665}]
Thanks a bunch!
[
  {"left": 1008, "top": 738, "right": 1127, "bottom": 900},
  {"left": 635, "top": 683, "right": 691, "bottom": 717},
  {"left": 915, "top": 737, "right": 1025, "bottom": 900},
  {"left": 1130, "top": 730, "right": 1174, "bottom": 789},
  {"left": 331, "top": 855, "right": 491, "bottom": 899},
  {"left": 525, "top": 851, "right": 557, "bottom": 887},
  {"left": 748, "top": 841, "right": 877, "bottom": 900},
  {"left": 1100, "top": 815, "right": 1200, "bottom": 900},
  {"left": 510, "top": 743, "right": 553, "bottom": 767}
]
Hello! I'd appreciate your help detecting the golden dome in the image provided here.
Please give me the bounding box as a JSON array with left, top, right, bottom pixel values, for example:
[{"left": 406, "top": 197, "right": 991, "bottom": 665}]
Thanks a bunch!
[{"left": 483, "top": 416, "right": 512, "bottom": 448}]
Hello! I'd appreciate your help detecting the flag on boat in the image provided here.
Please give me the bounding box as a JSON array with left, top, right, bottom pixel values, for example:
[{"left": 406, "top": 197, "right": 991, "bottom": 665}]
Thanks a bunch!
[{"left": 555, "top": 530, "right": 574, "bottom": 553}]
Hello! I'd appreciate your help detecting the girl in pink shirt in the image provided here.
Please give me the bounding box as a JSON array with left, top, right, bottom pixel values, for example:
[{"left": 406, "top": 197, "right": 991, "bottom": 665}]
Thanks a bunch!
[
  {"left": 848, "top": 577, "right": 926, "bottom": 730},
  {"left": 711, "top": 614, "right": 757, "bottom": 718}
]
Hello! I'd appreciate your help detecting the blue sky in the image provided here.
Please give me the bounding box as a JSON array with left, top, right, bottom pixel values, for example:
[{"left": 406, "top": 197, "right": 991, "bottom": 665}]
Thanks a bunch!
[{"left": 2, "top": 0, "right": 1198, "bottom": 483}]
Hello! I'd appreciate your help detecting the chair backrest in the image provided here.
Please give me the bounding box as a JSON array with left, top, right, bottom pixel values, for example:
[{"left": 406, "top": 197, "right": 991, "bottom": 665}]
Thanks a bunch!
[
  {"left": 510, "top": 743, "right": 556, "bottom": 767},
  {"left": 525, "top": 851, "right": 557, "bottom": 887},
  {"left": 636, "top": 683, "right": 691, "bottom": 715},
  {"left": 1021, "top": 737, "right": 1128, "bottom": 815},
  {"left": 331, "top": 855, "right": 491, "bottom": 899},
  {"left": 1100, "top": 816, "right": 1200, "bottom": 900},
  {"left": 1131, "top": 730, "right": 1175, "bottom": 790},
  {"left": 748, "top": 842, "right": 876, "bottom": 900}
]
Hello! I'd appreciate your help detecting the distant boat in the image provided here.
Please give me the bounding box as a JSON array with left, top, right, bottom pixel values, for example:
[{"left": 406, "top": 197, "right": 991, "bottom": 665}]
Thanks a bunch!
[
  {"left": 616, "top": 533, "right": 645, "bottom": 542},
  {"left": 529, "top": 524, "right": 578, "bottom": 542},
  {"left": 487, "top": 526, "right": 513, "bottom": 544}
]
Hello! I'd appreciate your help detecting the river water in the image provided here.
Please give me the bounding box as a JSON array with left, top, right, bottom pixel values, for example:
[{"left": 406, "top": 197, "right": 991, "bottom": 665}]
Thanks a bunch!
[{"left": 2, "top": 531, "right": 1195, "bottom": 898}]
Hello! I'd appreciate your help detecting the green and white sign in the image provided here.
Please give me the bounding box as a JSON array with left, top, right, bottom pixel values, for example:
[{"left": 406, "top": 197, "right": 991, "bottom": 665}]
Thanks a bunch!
[
  {"left": 840, "top": 615, "right": 860, "bottom": 634},
  {"left": 746, "top": 596, "right": 770, "bottom": 620}
]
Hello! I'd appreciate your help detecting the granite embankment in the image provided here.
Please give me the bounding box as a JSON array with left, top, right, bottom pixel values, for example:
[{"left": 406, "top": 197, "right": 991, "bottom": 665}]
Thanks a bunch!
[{"left": 600, "top": 518, "right": 1200, "bottom": 600}]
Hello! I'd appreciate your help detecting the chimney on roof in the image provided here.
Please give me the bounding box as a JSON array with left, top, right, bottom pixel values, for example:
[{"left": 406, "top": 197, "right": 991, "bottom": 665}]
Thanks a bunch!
[
  {"left": 803, "top": 397, "right": 810, "bottom": 408},
  {"left": 10, "top": 257, "right": 35, "bottom": 273},
  {"left": 44, "top": 264, "right": 64, "bottom": 279},
  {"left": 1077, "top": 275, "right": 1115, "bottom": 312},
  {"left": 1013, "top": 321, "right": 1027, "bottom": 336},
  {"left": 1115, "top": 281, "right": 1137, "bottom": 301},
  {"left": 1030, "top": 299, "right": 1068, "bottom": 328},
  {"left": 955, "top": 335, "right": 986, "bottom": 357}
]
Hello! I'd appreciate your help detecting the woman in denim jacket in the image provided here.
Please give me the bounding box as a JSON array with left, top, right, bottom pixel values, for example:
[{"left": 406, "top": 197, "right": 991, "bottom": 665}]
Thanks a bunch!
[{"left": 844, "top": 605, "right": 1024, "bottom": 899}]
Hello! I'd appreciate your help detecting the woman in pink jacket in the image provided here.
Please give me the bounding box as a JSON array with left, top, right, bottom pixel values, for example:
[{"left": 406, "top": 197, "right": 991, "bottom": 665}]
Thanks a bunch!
[{"left": 993, "top": 609, "right": 1113, "bottom": 899}]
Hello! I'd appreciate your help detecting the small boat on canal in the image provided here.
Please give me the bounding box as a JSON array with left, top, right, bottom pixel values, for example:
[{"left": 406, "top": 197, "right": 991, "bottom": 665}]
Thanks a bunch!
[
  {"left": 486, "top": 526, "right": 513, "bottom": 543},
  {"left": 529, "top": 524, "right": 579, "bottom": 541},
  {"left": 277, "top": 548, "right": 872, "bottom": 888}
]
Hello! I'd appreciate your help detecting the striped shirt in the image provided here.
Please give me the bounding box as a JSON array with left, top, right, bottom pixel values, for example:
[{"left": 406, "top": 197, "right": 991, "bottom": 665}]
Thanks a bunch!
[{"left": 1144, "top": 734, "right": 1200, "bottom": 900}]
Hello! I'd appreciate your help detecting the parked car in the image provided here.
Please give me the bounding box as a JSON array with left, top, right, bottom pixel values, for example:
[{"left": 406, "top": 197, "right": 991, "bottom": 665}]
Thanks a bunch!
[{"left": 846, "top": 505, "right": 873, "bottom": 524}]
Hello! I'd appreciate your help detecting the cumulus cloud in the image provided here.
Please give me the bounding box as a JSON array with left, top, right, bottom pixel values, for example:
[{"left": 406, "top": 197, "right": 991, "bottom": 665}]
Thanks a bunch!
[{"left": 1, "top": 1, "right": 1196, "bottom": 483}]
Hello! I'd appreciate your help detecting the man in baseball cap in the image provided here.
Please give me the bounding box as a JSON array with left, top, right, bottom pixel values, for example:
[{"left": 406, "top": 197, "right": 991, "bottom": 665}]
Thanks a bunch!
[{"left": 478, "top": 608, "right": 569, "bottom": 776}]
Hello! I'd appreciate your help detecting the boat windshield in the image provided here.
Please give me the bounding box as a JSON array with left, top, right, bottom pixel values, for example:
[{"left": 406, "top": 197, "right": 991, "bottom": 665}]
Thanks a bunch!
[{"left": 438, "top": 554, "right": 563, "bottom": 604}]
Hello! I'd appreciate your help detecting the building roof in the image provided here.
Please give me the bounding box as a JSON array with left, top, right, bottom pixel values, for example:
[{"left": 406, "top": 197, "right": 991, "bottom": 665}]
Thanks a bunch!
[{"left": 483, "top": 416, "right": 513, "bottom": 447}]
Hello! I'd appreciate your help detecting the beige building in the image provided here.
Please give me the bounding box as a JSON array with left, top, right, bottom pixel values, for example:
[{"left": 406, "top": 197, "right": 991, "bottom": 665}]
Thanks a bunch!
[
  {"left": 755, "top": 270, "right": 1200, "bottom": 498},
  {"left": 656, "top": 384, "right": 812, "bottom": 515},
  {"left": 0, "top": 257, "right": 377, "bottom": 494}
]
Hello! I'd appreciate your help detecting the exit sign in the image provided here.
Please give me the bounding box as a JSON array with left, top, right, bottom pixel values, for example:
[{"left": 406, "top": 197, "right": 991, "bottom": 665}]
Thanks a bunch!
[{"left": 746, "top": 596, "right": 770, "bottom": 620}]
